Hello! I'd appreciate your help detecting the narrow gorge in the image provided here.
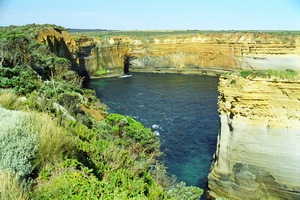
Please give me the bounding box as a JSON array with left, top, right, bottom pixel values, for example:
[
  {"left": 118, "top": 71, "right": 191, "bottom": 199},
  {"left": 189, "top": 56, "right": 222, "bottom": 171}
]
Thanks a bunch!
[{"left": 36, "top": 27, "right": 300, "bottom": 199}]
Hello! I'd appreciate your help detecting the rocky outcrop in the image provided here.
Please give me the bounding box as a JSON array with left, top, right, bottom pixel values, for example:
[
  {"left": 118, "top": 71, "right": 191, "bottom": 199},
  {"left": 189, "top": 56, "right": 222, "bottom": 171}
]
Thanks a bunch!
[
  {"left": 73, "top": 33, "right": 300, "bottom": 77},
  {"left": 207, "top": 75, "right": 300, "bottom": 199},
  {"left": 35, "top": 27, "right": 92, "bottom": 78},
  {"left": 35, "top": 27, "right": 77, "bottom": 63}
]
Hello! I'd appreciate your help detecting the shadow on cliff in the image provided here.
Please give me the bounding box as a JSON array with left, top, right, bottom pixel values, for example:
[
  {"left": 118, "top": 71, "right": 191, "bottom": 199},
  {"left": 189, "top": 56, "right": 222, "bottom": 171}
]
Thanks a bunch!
[{"left": 46, "top": 36, "right": 90, "bottom": 80}]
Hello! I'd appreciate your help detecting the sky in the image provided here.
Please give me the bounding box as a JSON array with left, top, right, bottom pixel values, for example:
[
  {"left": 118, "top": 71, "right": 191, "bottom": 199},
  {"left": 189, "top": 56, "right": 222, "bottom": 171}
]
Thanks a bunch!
[{"left": 0, "top": 0, "right": 299, "bottom": 30}]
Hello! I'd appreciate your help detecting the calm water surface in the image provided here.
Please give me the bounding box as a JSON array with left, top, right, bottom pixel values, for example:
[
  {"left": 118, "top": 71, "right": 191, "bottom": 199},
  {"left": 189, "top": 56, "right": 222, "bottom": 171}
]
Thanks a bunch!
[{"left": 84, "top": 72, "right": 219, "bottom": 189}]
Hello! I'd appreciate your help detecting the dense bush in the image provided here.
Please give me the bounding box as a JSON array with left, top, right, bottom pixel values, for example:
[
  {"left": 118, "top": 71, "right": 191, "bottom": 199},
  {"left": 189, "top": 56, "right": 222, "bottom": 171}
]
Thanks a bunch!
[
  {"left": 0, "top": 107, "right": 37, "bottom": 178},
  {"left": 0, "top": 35, "right": 31, "bottom": 67},
  {"left": 33, "top": 163, "right": 165, "bottom": 199},
  {"left": 33, "top": 162, "right": 103, "bottom": 199},
  {"left": 105, "top": 113, "right": 160, "bottom": 155},
  {"left": 167, "top": 182, "right": 203, "bottom": 200},
  {"left": 0, "top": 66, "right": 38, "bottom": 94}
]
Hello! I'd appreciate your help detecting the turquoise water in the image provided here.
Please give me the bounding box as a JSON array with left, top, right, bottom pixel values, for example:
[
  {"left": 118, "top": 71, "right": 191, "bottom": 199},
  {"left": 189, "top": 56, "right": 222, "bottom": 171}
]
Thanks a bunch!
[{"left": 84, "top": 72, "right": 219, "bottom": 189}]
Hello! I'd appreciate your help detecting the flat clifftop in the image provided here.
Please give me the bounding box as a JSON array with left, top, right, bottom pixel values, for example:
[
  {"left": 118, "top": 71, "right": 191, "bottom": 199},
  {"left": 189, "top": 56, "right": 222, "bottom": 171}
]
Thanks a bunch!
[{"left": 207, "top": 74, "right": 300, "bottom": 199}]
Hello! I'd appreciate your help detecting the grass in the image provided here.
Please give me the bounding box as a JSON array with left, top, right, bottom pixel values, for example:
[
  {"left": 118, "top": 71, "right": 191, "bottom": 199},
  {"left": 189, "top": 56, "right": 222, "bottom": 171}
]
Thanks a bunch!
[
  {"left": 0, "top": 169, "right": 29, "bottom": 200},
  {"left": 29, "top": 112, "right": 75, "bottom": 169},
  {"left": 0, "top": 90, "right": 24, "bottom": 110}
]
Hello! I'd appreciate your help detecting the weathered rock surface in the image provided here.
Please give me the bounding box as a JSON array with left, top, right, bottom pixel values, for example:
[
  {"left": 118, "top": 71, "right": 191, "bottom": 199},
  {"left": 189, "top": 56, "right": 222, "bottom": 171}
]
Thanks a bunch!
[
  {"left": 35, "top": 28, "right": 300, "bottom": 77},
  {"left": 74, "top": 33, "right": 300, "bottom": 77},
  {"left": 35, "top": 27, "right": 77, "bottom": 64},
  {"left": 35, "top": 27, "right": 92, "bottom": 78},
  {"left": 207, "top": 76, "right": 300, "bottom": 199}
]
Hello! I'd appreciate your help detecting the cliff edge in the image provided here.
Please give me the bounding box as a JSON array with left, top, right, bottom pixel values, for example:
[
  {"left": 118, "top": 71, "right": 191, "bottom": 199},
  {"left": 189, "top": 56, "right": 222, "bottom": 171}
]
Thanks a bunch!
[{"left": 207, "top": 73, "right": 300, "bottom": 199}]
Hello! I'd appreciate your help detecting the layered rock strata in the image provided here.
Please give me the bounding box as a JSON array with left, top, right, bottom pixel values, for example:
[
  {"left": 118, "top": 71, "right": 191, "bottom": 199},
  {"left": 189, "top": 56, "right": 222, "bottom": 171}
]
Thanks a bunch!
[
  {"left": 75, "top": 33, "right": 300, "bottom": 77},
  {"left": 35, "top": 28, "right": 300, "bottom": 77},
  {"left": 207, "top": 75, "right": 300, "bottom": 199}
]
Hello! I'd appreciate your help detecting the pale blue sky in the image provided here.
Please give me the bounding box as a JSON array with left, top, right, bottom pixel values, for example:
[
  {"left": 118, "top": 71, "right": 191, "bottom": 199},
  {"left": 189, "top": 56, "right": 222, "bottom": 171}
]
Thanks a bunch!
[{"left": 0, "top": 0, "right": 299, "bottom": 30}]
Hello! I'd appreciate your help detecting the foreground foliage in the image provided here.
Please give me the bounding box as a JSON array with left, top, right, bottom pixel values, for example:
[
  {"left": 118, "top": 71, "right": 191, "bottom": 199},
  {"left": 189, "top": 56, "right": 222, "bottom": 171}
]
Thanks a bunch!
[
  {"left": 0, "top": 169, "right": 29, "bottom": 200},
  {"left": 0, "top": 24, "right": 203, "bottom": 199}
]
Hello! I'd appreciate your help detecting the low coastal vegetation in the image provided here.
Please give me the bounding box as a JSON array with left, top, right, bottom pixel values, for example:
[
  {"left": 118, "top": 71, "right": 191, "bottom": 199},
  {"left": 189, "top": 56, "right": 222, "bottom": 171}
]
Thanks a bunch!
[
  {"left": 226, "top": 69, "right": 300, "bottom": 84},
  {"left": 0, "top": 24, "right": 203, "bottom": 199},
  {"left": 69, "top": 29, "right": 300, "bottom": 38},
  {"left": 69, "top": 29, "right": 300, "bottom": 44}
]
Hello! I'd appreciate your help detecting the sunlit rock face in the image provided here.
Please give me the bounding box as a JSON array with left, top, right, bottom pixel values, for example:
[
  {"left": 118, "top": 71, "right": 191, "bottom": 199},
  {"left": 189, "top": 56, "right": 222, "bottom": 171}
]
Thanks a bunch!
[
  {"left": 75, "top": 33, "right": 300, "bottom": 77},
  {"left": 207, "top": 76, "right": 300, "bottom": 199},
  {"left": 36, "top": 29, "right": 300, "bottom": 77},
  {"left": 35, "top": 27, "right": 77, "bottom": 64}
]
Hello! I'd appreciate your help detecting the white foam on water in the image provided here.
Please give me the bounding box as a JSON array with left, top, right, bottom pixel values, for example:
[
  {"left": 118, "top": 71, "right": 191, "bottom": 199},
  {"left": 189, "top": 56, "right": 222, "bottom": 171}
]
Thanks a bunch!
[{"left": 153, "top": 131, "right": 160, "bottom": 136}]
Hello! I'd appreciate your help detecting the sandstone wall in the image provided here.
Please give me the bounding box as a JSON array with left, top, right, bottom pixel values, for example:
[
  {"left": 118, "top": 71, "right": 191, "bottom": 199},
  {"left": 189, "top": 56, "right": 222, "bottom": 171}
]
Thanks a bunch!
[
  {"left": 35, "top": 28, "right": 300, "bottom": 77},
  {"left": 207, "top": 75, "right": 300, "bottom": 199},
  {"left": 76, "top": 33, "right": 300, "bottom": 77},
  {"left": 35, "top": 27, "right": 77, "bottom": 64}
]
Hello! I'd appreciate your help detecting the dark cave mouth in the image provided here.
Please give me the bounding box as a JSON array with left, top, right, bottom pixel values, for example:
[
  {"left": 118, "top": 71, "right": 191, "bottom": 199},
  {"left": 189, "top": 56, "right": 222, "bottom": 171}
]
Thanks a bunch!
[{"left": 124, "top": 56, "right": 131, "bottom": 73}]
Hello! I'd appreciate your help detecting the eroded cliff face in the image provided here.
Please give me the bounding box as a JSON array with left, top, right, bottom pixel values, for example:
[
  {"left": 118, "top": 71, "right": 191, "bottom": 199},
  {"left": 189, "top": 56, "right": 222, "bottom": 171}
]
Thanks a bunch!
[
  {"left": 207, "top": 75, "right": 300, "bottom": 199},
  {"left": 35, "top": 27, "right": 77, "bottom": 63},
  {"left": 35, "top": 27, "right": 91, "bottom": 78},
  {"left": 73, "top": 33, "right": 300, "bottom": 77},
  {"left": 35, "top": 28, "right": 300, "bottom": 77}
]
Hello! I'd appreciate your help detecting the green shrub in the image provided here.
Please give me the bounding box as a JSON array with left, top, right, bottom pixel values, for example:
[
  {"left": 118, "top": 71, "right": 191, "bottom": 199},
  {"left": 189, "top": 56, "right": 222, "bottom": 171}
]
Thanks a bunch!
[
  {"left": 167, "top": 181, "right": 203, "bottom": 200},
  {"left": 0, "top": 107, "right": 37, "bottom": 178},
  {"left": 33, "top": 160, "right": 166, "bottom": 200},
  {"left": 253, "top": 69, "right": 299, "bottom": 80},
  {"left": 281, "top": 69, "right": 298, "bottom": 79},
  {"left": 0, "top": 66, "right": 38, "bottom": 94},
  {"left": 0, "top": 34, "right": 31, "bottom": 67},
  {"left": 105, "top": 114, "right": 160, "bottom": 153},
  {"left": 255, "top": 70, "right": 268, "bottom": 78},
  {"left": 33, "top": 167, "right": 103, "bottom": 199},
  {"left": 230, "top": 79, "right": 236, "bottom": 84},
  {"left": 42, "top": 57, "right": 71, "bottom": 78},
  {"left": 240, "top": 70, "right": 253, "bottom": 78}
]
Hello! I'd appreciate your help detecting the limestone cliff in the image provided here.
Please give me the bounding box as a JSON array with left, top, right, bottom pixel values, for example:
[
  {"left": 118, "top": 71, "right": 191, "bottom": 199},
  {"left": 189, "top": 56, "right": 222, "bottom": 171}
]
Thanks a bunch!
[
  {"left": 35, "top": 27, "right": 77, "bottom": 63},
  {"left": 35, "top": 29, "right": 300, "bottom": 77},
  {"left": 207, "top": 74, "right": 300, "bottom": 199},
  {"left": 73, "top": 33, "right": 300, "bottom": 77},
  {"left": 35, "top": 27, "right": 92, "bottom": 78}
]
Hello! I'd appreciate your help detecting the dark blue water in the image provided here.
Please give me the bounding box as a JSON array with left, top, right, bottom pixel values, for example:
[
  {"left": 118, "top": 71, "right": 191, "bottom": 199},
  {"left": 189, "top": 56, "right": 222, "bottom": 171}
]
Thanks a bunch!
[{"left": 84, "top": 72, "right": 219, "bottom": 189}]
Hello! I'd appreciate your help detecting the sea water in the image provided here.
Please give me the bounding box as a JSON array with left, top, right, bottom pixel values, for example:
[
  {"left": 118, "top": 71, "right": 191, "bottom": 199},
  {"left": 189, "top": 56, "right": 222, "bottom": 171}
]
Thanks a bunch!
[{"left": 84, "top": 72, "right": 219, "bottom": 189}]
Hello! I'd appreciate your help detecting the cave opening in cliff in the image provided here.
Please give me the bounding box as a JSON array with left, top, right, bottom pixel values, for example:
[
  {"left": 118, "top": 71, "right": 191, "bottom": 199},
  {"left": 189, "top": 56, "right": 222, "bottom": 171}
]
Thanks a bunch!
[{"left": 124, "top": 56, "right": 130, "bottom": 73}]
